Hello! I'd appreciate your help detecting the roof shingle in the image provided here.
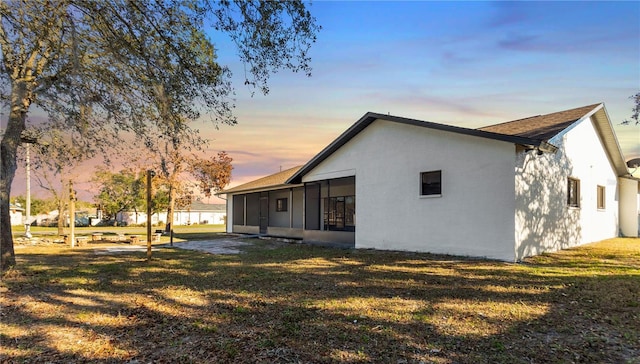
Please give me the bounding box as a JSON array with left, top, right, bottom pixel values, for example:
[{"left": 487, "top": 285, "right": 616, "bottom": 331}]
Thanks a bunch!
[
  {"left": 479, "top": 103, "right": 601, "bottom": 141},
  {"left": 221, "top": 166, "right": 303, "bottom": 194}
]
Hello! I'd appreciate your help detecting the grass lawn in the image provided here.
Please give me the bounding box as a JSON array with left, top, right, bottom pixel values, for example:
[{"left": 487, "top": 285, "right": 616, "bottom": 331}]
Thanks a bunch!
[
  {"left": 11, "top": 224, "right": 226, "bottom": 244},
  {"left": 1, "top": 237, "right": 638, "bottom": 363}
]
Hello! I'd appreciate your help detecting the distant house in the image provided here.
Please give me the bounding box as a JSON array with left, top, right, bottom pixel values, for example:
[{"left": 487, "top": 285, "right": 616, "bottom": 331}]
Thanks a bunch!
[
  {"left": 220, "top": 103, "right": 639, "bottom": 261},
  {"left": 9, "top": 203, "right": 24, "bottom": 226},
  {"left": 173, "top": 200, "right": 227, "bottom": 225},
  {"left": 116, "top": 201, "right": 226, "bottom": 226}
]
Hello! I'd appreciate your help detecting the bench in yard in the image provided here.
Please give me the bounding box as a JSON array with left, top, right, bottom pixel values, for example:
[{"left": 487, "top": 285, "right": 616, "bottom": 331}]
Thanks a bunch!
[
  {"left": 62, "top": 235, "right": 89, "bottom": 246},
  {"left": 76, "top": 236, "right": 89, "bottom": 247},
  {"left": 91, "top": 233, "right": 103, "bottom": 241}
]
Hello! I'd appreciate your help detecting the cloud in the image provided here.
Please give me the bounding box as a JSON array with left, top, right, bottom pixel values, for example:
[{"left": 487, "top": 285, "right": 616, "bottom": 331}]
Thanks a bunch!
[
  {"left": 497, "top": 33, "right": 539, "bottom": 51},
  {"left": 485, "top": 2, "right": 639, "bottom": 55}
]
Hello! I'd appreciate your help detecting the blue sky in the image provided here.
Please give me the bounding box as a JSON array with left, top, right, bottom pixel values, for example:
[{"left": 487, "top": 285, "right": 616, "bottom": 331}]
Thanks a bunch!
[
  {"left": 10, "top": 1, "right": 640, "bottom": 201},
  {"left": 202, "top": 1, "right": 639, "bottom": 191}
]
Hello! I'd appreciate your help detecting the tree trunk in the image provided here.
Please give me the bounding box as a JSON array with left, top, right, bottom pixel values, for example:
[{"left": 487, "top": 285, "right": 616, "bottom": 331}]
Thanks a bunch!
[
  {"left": 1, "top": 81, "right": 31, "bottom": 271},
  {"left": 166, "top": 185, "right": 175, "bottom": 233},
  {"left": 57, "top": 199, "right": 66, "bottom": 236}
]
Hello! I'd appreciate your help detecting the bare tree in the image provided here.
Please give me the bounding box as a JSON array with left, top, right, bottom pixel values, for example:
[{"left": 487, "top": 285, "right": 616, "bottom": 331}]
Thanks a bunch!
[
  {"left": 622, "top": 92, "right": 640, "bottom": 125},
  {"left": 25, "top": 129, "right": 84, "bottom": 235},
  {"left": 1, "top": 1, "right": 320, "bottom": 270}
]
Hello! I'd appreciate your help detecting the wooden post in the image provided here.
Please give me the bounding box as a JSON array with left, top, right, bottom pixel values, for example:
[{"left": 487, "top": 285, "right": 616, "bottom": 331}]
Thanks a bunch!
[
  {"left": 146, "top": 170, "right": 154, "bottom": 260},
  {"left": 69, "top": 180, "right": 76, "bottom": 248}
]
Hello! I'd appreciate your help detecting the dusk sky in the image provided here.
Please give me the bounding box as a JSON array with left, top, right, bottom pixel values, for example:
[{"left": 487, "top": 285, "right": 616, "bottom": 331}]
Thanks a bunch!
[
  {"left": 9, "top": 1, "right": 640, "bottom": 203},
  {"left": 205, "top": 1, "right": 640, "bottom": 194}
]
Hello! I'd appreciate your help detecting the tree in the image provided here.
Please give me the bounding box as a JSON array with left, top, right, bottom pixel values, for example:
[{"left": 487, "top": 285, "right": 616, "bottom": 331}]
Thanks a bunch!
[
  {"left": 36, "top": 170, "right": 70, "bottom": 235},
  {"left": 26, "top": 129, "right": 87, "bottom": 235},
  {"left": 92, "top": 168, "right": 170, "bottom": 223},
  {"left": 622, "top": 92, "right": 640, "bottom": 125},
  {"left": 92, "top": 168, "right": 145, "bottom": 221},
  {"left": 159, "top": 150, "right": 233, "bottom": 232},
  {"left": 1, "top": 1, "right": 320, "bottom": 270},
  {"left": 190, "top": 152, "right": 234, "bottom": 198}
]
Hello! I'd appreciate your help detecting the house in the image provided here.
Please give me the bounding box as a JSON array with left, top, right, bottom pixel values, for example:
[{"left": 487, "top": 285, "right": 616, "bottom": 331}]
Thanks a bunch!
[
  {"left": 222, "top": 166, "right": 305, "bottom": 238},
  {"left": 116, "top": 201, "right": 226, "bottom": 226},
  {"left": 173, "top": 200, "right": 227, "bottom": 225},
  {"left": 221, "top": 103, "right": 639, "bottom": 261},
  {"left": 9, "top": 203, "right": 24, "bottom": 226}
]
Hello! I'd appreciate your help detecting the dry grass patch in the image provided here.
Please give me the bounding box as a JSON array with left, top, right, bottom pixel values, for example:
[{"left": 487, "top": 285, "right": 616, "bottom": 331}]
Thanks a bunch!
[{"left": 1, "top": 238, "right": 639, "bottom": 363}]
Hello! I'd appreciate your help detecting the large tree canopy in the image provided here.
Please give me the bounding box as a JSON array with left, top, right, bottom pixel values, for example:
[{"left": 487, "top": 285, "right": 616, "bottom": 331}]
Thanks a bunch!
[{"left": 0, "top": 0, "right": 320, "bottom": 270}]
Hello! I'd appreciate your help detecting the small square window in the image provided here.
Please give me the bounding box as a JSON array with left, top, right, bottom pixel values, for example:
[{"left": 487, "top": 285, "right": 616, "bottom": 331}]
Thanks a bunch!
[
  {"left": 567, "top": 177, "right": 580, "bottom": 208},
  {"left": 276, "top": 198, "right": 288, "bottom": 212},
  {"left": 421, "top": 171, "right": 442, "bottom": 196},
  {"left": 597, "top": 185, "right": 605, "bottom": 210}
]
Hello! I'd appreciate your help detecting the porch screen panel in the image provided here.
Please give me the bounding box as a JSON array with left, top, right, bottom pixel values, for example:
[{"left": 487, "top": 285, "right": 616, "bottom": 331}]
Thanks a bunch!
[
  {"left": 305, "top": 183, "right": 321, "bottom": 230},
  {"left": 232, "top": 195, "right": 245, "bottom": 225},
  {"left": 292, "top": 187, "right": 304, "bottom": 228},
  {"left": 246, "top": 193, "right": 260, "bottom": 226},
  {"left": 323, "top": 176, "right": 355, "bottom": 232}
]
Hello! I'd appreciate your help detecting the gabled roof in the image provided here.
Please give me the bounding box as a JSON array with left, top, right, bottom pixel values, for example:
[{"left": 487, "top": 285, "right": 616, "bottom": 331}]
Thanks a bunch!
[
  {"left": 288, "top": 103, "right": 631, "bottom": 184},
  {"left": 287, "top": 112, "right": 552, "bottom": 184},
  {"left": 480, "top": 103, "right": 628, "bottom": 176},
  {"left": 479, "top": 103, "right": 601, "bottom": 140},
  {"left": 221, "top": 165, "right": 303, "bottom": 194},
  {"left": 186, "top": 201, "right": 226, "bottom": 212},
  {"left": 10, "top": 203, "right": 24, "bottom": 212}
]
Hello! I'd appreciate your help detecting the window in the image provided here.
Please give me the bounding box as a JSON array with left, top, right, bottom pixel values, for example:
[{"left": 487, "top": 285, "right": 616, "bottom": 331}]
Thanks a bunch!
[
  {"left": 323, "top": 195, "right": 355, "bottom": 231},
  {"left": 567, "top": 177, "right": 580, "bottom": 208},
  {"left": 421, "top": 170, "right": 442, "bottom": 196},
  {"left": 597, "top": 185, "right": 605, "bottom": 210},
  {"left": 276, "top": 198, "right": 288, "bottom": 212}
]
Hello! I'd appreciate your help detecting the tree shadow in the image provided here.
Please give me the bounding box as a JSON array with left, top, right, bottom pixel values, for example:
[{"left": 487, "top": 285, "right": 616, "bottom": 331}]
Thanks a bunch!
[
  {"left": 2, "top": 241, "right": 638, "bottom": 363},
  {"left": 515, "top": 146, "right": 582, "bottom": 261}
]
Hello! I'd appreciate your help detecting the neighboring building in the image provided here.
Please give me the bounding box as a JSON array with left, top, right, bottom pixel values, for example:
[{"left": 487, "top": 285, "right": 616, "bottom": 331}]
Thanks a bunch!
[
  {"left": 9, "top": 204, "right": 24, "bottom": 226},
  {"left": 221, "top": 103, "right": 640, "bottom": 261},
  {"left": 116, "top": 201, "right": 226, "bottom": 226},
  {"left": 173, "top": 200, "right": 227, "bottom": 225}
]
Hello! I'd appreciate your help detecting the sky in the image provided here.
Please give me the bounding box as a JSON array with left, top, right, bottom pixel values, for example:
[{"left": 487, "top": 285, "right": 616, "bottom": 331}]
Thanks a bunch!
[{"left": 9, "top": 1, "right": 640, "bottom": 204}]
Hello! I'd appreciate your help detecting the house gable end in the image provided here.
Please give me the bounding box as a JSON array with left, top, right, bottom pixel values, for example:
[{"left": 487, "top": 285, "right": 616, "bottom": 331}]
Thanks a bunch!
[{"left": 288, "top": 112, "right": 542, "bottom": 184}]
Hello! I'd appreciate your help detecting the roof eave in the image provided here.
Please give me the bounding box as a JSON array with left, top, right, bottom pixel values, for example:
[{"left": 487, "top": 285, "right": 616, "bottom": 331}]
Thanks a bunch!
[
  {"left": 218, "top": 183, "right": 304, "bottom": 196},
  {"left": 591, "top": 106, "right": 630, "bottom": 176}
]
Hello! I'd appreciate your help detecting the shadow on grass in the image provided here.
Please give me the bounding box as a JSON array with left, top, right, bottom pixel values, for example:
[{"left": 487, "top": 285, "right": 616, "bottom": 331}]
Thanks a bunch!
[
  {"left": 170, "top": 231, "right": 231, "bottom": 242},
  {"left": 1, "top": 238, "right": 639, "bottom": 363}
]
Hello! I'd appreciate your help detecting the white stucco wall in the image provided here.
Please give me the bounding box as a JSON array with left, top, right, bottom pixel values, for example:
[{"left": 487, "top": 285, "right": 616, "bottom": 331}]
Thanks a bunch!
[
  {"left": 303, "top": 119, "right": 517, "bottom": 261},
  {"left": 515, "top": 117, "right": 620, "bottom": 260},
  {"left": 10, "top": 209, "right": 23, "bottom": 226},
  {"left": 226, "top": 196, "right": 233, "bottom": 233},
  {"left": 619, "top": 177, "right": 639, "bottom": 237}
]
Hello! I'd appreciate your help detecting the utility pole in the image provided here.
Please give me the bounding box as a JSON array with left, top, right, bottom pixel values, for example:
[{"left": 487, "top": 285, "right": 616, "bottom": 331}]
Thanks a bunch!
[
  {"left": 69, "top": 180, "right": 76, "bottom": 248},
  {"left": 20, "top": 137, "right": 37, "bottom": 238},
  {"left": 146, "top": 170, "right": 155, "bottom": 260}
]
